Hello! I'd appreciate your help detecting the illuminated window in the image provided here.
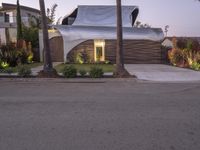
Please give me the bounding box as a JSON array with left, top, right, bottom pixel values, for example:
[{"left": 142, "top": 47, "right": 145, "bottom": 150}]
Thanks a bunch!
[{"left": 94, "top": 40, "right": 105, "bottom": 62}]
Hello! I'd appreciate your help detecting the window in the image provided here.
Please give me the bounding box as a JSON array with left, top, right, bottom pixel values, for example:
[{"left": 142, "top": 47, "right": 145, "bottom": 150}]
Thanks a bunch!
[{"left": 4, "top": 13, "right": 10, "bottom": 23}]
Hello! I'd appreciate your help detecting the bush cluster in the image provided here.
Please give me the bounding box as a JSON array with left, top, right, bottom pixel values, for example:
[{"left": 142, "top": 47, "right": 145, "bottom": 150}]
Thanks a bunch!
[
  {"left": 17, "top": 66, "right": 32, "bottom": 77},
  {"left": 79, "top": 69, "right": 87, "bottom": 77},
  {"left": 62, "top": 65, "right": 77, "bottom": 78},
  {"left": 168, "top": 38, "right": 200, "bottom": 70},
  {"left": 89, "top": 66, "right": 104, "bottom": 78},
  {"left": 0, "top": 44, "right": 33, "bottom": 68}
]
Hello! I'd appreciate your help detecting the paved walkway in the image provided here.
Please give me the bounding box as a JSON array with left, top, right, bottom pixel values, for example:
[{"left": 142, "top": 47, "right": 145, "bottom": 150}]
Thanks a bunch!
[
  {"left": 31, "top": 62, "right": 62, "bottom": 75},
  {"left": 125, "top": 64, "right": 200, "bottom": 82}
]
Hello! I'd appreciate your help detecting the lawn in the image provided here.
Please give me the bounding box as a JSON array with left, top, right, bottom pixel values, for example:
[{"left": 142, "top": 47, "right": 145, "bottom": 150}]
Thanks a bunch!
[
  {"left": 54, "top": 63, "right": 114, "bottom": 73},
  {"left": 0, "top": 62, "right": 43, "bottom": 73}
]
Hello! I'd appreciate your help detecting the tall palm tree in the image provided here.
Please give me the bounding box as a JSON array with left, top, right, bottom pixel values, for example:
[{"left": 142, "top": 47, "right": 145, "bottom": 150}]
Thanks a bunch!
[
  {"left": 114, "top": 0, "right": 130, "bottom": 77},
  {"left": 16, "top": 0, "right": 23, "bottom": 41},
  {"left": 39, "top": 0, "right": 56, "bottom": 76}
]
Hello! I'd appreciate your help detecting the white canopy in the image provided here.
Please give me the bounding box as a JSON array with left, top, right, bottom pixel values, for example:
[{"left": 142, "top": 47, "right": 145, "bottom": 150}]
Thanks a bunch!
[{"left": 70, "top": 5, "right": 139, "bottom": 27}]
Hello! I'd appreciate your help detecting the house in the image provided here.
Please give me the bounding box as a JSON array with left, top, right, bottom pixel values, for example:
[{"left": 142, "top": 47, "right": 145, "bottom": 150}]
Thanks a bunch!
[
  {"left": 0, "top": 3, "right": 40, "bottom": 45},
  {"left": 162, "top": 37, "right": 200, "bottom": 48},
  {"left": 41, "top": 5, "right": 164, "bottom": 64},
  {"left": 162, "top": 38, "right": 173, "bottom": 48}
]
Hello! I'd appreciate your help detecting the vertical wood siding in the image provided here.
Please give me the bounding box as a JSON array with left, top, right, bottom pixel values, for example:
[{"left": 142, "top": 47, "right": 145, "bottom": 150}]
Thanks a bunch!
[{"left": 49, "top": 36, "right": 64, "bottom": 62}]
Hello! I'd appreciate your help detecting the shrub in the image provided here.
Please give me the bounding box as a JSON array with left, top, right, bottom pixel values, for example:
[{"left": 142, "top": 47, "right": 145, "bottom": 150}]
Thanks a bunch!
[
  {"left": 0, "top": 44, "right": 19, "bottom": 67},
  {"left": 18, "top": 48, "right": 29, "bottom": 64},
  {"left": 0, "top": 60, "right": 3, "bottom": 69},
  {"left": 190, "top": 62, "right": 200, "bottom": 71},
  {"left": 176, "top": 38, "right": 200, "bottom": 52},
  {"left": 105, "top": 60, "right": 111, "bottom": 64},
  {"left": 18, "top": 66, "right": 32, "bottom": 77},
  {"left": 0, "top": 44, "right": 32, "bottom": 67},
  {"left": 62, "top": 65, "right": 77, "bottom": 78},
  {"left": 89, "top": 66, "right": 104, "bottom": 78},
  {"left": 74, "top": 51, "right": 90, "bottom": 64},
  {"left": 176, "top": 38, "right": 187, "bottom": 49},
  {"left": 168, "top": 48, "right": 185, "bottom": 66},
  {"left": 194, "top": 52, "right": 200, "bottom": 64},
  {"left": 5, "top": 67, "right": 14, "bottom": 74},
  {"left": 79, "top": 69, "right": 87, "bottom": 77}
]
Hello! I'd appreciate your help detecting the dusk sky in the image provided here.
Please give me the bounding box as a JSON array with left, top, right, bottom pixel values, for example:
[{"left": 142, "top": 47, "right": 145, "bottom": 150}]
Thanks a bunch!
[{"left": 1, "top": 0, "right": 200, "bottom": 36}]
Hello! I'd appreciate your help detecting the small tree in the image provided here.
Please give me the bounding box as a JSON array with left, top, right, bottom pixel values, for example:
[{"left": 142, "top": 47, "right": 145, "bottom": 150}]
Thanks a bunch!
[{"left": 46, "top": 4, "right": 58, "bottom": 25}]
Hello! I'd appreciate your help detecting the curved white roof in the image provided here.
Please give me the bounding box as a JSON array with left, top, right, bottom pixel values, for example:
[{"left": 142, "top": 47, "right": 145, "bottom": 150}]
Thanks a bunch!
[{"left": 71, "top": 5, "right": 139, "bottom": 27}]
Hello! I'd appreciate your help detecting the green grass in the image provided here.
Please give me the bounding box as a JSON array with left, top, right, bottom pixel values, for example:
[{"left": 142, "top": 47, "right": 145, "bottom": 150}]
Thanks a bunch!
[
  {"left": 0, "top": 62, "right": 43, "bottom": 73},
  {"left": 54, "top": 63, "right": 114, "bottom": 73}
]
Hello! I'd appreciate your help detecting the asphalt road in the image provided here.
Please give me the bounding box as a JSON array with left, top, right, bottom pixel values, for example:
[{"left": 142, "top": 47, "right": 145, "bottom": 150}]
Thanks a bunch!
[{"left": 0, "top": 78, "right": 200, "bottom": 150}]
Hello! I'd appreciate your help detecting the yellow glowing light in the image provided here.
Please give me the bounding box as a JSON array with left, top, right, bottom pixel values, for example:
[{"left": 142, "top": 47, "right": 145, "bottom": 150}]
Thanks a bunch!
[
  {"left": 1, "top": 62, "right": 9, "bottom": 68},
  {"left": 48, "top": 29, "right": 57, "bottom": 33}
]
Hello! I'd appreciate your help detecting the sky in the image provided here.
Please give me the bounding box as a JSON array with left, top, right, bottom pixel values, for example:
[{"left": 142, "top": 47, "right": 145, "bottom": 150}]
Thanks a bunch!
[{"left": 1, "top": 0, "right": 200, "bottom": 37}]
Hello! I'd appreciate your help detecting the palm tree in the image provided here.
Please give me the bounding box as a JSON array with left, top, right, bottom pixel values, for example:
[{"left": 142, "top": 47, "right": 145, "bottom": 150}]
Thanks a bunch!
[
  {"left": 39, "top": 0, "right": 57, "bottom": 77},
  {"left": 16, "top": 0, "right": 23, "bottom": 41},
  {"left": 114, "top": 0, "right": 130, "bottom": 77}
]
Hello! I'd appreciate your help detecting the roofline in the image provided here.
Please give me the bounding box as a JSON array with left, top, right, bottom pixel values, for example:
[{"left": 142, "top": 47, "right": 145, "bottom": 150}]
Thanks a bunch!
[
  {"left": 62, "top": 5, "right": 139, "bottom": 26},
  {"left": 77, "top": 5, "right": 138, "bottom": 7},
  {"left": 1, "top": 3, "right": 40, "bottom": 14}
]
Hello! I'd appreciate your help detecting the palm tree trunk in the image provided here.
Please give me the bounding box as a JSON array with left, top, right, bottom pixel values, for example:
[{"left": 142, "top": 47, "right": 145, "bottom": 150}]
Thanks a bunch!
[
  {"left": 115, "top": 0, "right": 130, "bottom": 77},
  {"left": 116, "top": 0, "right": 124, "bottom": 68},
  {"left": 39, "top": 0, "right": 53, "bottom": 71}
]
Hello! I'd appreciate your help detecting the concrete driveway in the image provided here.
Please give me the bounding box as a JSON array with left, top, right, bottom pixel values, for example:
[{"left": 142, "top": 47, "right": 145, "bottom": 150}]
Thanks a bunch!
[{"left": 125, "top": 64, "right": 200, "bottom": 82}]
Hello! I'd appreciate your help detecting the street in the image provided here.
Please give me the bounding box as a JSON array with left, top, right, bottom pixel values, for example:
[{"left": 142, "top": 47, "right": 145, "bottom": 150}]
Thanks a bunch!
[{"left": 0, "top": 78, "right": 200, "bottom": 150}]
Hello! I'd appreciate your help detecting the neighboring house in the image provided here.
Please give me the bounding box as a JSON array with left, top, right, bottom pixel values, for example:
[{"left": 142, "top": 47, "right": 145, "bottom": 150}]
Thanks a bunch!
[
  {"left": 0, "top": 3, "right": 40, "bottom": 45},
  {"left": 162, "top": 38, "right": 173, "bottom": 48},
  {"left": 162, "top": 37, "right": 200, "bottom": 49},
  {"left": 40, "top": 5, "right": 164, "bottom": 63}
]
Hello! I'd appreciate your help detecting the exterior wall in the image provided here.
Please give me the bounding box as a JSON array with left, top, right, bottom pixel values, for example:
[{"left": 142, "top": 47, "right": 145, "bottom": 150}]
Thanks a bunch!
[
  {"left": 67, "top": 40, "right": 94, "bottom": 62},
  {"left": 0, "top": 28, "right": 6, "bottom": 45},
  {"left": 68, "top": 40, "right": 162, "bottom": 64},
  {"left": 0, "top": 28, "right": 16, "bottom": 45},
  {"left": 20, "top": 9, "right": 40, "bottom": 27},
  {"left": 105, "top": 40, "right": 162, "bottom": 64},
  {"left": 49, "top": 36, "right": 64, "bottom": 62},
  {"left": 39, "top": 30, "right": 63, "bottom": 62}
]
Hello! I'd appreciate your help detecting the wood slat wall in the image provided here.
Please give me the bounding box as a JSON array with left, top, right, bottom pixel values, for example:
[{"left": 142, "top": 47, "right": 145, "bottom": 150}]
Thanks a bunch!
[
  {"left": 105, "top": 40, "right": 162, "bottom": 64},
  {"left": 67, "top": 40, "right": 94, "bottom": 62},
  {"left": 49, "top": 36, "right": 64, "bottom": 62},
  {"left": 68, "top": 39, "right": 163, "bottom": 64}
]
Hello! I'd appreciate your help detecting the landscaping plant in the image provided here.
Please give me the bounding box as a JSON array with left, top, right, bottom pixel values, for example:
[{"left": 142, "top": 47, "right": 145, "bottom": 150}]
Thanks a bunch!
[
  {"left": 18, "top": 66, "right": 32, "bottom": 77},
  {"left": 79, "top": 69, "right": 87, "bottom": 77},
  {"left": 168, "top": 38, "right": 200, "bottom": 70},
  {"left": 75, "top": 51, "right": 90, "bottom": 64},
  {"left": 89, "top": 66, "right": 104, "bottom": 78},
  {"left": 0, "top": 44, "right": 19, "bottom": 67},
  {"left": 62, "top": 65, "right": 77, "bottom": 78}
]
